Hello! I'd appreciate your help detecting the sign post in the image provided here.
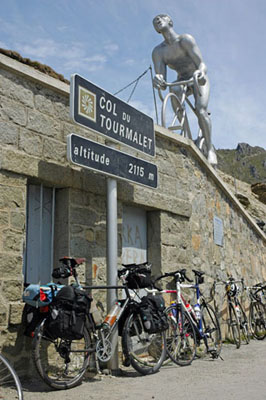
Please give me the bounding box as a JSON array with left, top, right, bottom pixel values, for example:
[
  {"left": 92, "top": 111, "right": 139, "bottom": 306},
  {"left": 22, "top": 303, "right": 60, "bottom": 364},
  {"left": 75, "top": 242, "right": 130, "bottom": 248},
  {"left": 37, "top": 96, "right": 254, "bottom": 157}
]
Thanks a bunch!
[
  {"left": 69, "top": 74, "right": 156, "bottom": 372},
  {"left": 106, "top": 177, "right": 118, "bottom": 370}
]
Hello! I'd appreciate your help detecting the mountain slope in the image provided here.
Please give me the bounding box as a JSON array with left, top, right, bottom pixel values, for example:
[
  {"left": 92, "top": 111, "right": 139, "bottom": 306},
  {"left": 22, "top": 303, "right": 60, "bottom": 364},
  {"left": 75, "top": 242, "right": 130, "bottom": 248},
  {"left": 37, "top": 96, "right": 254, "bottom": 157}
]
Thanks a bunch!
[{"left": 217, "top": 143, "right": 266, "bottom": 184}]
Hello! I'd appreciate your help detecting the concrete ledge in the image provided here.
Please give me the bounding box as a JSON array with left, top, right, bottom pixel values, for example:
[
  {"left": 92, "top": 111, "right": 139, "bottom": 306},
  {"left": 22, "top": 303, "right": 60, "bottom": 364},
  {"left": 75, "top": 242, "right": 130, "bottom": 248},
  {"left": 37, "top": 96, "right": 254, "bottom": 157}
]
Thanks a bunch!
[{"left": 0, "top": 53, "right": 69, "bottom": 95}]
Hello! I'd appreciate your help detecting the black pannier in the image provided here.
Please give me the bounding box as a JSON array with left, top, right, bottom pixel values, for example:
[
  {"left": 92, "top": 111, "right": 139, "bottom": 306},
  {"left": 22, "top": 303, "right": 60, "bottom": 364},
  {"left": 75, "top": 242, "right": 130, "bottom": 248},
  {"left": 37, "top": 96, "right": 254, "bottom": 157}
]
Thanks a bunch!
[
  {"left": 139, "top": 294, "right": 168, "bottom": 334},
  {"left": 46, "top": 285, "right": 92, "bottom": 340},
  {"left": 125, "top": 267, "right": 152, "bottom": 289},
  {"left": 21, "top": 303, "right": 49, "bottom": 337}
]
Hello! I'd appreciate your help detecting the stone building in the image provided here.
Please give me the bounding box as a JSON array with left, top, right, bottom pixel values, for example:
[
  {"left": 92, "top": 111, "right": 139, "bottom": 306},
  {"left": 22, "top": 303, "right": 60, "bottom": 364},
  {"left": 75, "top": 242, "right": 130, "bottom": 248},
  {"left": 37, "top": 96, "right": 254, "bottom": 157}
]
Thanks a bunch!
[{"left": 0, "top": 51, "right": 265, "bottom": 373}]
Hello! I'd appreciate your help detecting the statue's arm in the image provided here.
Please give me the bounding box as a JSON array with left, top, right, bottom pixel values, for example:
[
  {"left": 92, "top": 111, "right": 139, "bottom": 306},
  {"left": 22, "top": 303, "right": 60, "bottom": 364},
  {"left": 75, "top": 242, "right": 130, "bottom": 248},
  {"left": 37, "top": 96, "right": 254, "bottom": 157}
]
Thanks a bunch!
[
  {"left": 180, "top": 34, "right": 207, "bottom": 79},
  {"left": 152, "top": 46, "right": 167, "bottom": 89}
]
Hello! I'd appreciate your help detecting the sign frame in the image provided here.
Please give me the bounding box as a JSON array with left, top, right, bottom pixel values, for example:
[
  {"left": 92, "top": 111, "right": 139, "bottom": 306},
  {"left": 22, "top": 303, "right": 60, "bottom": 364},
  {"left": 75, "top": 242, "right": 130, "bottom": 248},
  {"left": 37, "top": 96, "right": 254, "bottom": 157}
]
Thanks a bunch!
[
  {"left": 70, "top": 74, "right": 155, "bottom": 157},
  {"left": 67, "top": 133, "right": 158, "bottom": 189}
]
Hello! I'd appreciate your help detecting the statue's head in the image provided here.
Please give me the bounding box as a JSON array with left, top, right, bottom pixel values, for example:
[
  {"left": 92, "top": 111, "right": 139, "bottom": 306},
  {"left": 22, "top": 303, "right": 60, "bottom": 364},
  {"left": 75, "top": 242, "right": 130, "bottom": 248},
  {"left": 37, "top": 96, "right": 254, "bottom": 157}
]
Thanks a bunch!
[{"left": 153, "top": 14, "right": 173, "bottom": 33}]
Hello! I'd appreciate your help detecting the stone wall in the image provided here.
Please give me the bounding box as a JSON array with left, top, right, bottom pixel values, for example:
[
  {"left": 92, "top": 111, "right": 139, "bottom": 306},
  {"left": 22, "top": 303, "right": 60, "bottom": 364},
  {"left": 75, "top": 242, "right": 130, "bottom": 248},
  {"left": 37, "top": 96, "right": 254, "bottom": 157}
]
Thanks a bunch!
[{"left": 0, "top": 53, "right": 265, "bottom": 371}]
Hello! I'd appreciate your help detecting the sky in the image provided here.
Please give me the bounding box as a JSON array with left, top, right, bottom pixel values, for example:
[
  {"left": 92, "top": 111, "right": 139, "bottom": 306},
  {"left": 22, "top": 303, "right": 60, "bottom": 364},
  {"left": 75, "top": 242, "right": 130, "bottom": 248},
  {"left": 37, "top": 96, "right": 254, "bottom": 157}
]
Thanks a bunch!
[{"left": 0, "top": 0, "right": 266, "bottom": 150}]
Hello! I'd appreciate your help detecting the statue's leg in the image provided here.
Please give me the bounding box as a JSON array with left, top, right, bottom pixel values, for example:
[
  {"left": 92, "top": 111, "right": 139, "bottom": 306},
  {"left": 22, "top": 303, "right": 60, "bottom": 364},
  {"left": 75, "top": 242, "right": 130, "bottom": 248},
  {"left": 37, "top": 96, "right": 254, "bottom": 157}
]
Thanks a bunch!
[{"left": 194, "top": 78, "right": 217, "bottom": 164}]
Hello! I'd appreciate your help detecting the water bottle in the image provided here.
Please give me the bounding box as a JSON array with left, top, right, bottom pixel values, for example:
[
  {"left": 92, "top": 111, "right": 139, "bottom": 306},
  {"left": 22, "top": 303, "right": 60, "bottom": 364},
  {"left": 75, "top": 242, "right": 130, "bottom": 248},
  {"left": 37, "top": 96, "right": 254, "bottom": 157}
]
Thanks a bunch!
[
  {"left": 194, "top": 304, "right": 201, "bottom": 320},
  {"left": 185, "top": 302, "right": 193, "bottom": 313},
  {"left": 170, "top": 301, "right": 177, "bottom": 317},
  {"left": 103, "top": 302, "right": 121, "bottom": 327}
]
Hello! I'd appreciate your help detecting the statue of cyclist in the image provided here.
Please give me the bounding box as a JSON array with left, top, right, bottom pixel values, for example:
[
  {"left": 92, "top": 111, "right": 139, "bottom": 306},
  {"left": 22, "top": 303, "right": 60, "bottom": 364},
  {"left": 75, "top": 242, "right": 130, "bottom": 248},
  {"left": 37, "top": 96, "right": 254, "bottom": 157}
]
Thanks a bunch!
[{"left": 152, "top": 14, "right": 217, "bottom": 165}]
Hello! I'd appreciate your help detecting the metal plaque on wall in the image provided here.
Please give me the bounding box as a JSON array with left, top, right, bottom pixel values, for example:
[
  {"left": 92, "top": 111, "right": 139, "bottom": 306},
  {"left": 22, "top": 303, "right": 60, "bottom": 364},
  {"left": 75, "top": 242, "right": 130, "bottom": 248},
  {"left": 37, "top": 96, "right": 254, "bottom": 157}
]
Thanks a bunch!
[{"left": 213, "top": 216, "right": 224, "bottom": 246}]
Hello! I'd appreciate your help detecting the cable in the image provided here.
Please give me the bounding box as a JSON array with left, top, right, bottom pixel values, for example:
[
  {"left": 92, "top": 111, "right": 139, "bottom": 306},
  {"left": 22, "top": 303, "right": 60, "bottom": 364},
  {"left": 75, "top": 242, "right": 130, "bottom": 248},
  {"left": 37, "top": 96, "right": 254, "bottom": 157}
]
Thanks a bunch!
[
  {"left": 150, "top": 65, "right": 159, "bottom": 124},
  {"left": 113, "top": 67, "right": 150, "bottom": 97},
  {"left": 113, "top": 66, "right": 159, "bottom": 123}
]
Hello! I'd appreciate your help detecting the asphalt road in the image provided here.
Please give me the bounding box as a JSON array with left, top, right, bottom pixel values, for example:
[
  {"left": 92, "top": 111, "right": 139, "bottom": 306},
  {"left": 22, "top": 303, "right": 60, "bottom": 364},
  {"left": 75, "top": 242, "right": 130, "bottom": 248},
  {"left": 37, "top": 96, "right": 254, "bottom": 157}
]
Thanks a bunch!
[{"left": 22, "top": 340, "right": 266, "bottom": 400}]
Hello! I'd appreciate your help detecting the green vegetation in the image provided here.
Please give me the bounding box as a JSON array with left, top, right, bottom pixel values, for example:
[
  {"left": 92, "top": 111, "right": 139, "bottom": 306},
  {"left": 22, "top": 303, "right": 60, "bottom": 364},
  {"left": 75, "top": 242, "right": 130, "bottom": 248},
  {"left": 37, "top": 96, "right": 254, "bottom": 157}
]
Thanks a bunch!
[{"left": 217, "top": 143, "right": 266, "bottom": 184}]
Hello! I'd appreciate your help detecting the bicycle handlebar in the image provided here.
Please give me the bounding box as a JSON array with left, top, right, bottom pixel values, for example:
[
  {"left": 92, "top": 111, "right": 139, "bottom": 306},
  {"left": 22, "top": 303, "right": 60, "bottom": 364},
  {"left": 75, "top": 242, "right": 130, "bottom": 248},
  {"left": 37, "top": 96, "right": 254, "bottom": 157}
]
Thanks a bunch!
[
  {"left": 156, "top": 71, "right": 203, "bottom": 98},
  {"left": 154, "top": 268, "right": 193, "bottom": 284}
]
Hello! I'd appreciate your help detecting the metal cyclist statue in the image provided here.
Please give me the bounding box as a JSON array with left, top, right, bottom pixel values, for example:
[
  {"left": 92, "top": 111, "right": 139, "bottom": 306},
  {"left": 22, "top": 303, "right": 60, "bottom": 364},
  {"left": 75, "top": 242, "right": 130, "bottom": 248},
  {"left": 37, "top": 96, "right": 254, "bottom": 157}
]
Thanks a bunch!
[{"left": 152, "top": 14, "right": 217, "bottom": 165}]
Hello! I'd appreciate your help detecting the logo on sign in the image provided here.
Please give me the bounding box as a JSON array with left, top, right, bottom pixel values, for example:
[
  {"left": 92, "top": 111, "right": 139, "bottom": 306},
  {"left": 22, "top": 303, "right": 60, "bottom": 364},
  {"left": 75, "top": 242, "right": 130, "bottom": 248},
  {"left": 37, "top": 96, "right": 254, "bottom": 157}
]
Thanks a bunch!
[{"left": 78, "top": 86, "right": 96, "bottom": 122}]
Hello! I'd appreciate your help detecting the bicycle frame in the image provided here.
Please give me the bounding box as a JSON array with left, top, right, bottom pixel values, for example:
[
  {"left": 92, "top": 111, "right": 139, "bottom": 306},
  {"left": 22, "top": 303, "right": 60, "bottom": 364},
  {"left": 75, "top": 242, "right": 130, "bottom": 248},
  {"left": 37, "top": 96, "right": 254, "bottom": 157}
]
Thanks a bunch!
[
  {"left": 152, "top": 279, "right": 209, "bottom": 345},
  {"left": 157, "top": 75, "right": 204, "bottom": 145}
]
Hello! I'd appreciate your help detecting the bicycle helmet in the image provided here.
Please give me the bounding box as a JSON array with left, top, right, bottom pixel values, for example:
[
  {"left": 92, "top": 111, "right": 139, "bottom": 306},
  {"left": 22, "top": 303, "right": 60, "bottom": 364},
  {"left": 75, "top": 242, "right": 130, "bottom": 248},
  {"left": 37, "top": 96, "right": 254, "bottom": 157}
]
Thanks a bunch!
[{"left": 226, "top": 282, "right": 237, "bottom": 297}]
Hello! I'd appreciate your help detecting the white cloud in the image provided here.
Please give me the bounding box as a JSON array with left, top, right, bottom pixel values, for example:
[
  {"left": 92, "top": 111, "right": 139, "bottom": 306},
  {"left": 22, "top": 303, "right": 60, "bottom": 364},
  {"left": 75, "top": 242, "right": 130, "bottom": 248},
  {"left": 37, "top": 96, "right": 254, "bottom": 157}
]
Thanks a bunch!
[
  {"left": 20, "top": 39, "right": 57, "bottom": 59},
  {"left": 103, "top": 42, "right": 119, "bottom": 55}
]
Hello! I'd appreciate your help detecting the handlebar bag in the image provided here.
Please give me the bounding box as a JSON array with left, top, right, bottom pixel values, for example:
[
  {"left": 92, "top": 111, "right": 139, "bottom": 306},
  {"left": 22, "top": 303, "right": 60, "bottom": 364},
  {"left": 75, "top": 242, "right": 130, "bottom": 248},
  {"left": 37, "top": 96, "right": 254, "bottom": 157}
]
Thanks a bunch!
[
  {"left": 126, "top": 268, "right": 152, "bottom": 289},
  {"left": 139, "top": 294, "right": 168, "bottom": 334}
]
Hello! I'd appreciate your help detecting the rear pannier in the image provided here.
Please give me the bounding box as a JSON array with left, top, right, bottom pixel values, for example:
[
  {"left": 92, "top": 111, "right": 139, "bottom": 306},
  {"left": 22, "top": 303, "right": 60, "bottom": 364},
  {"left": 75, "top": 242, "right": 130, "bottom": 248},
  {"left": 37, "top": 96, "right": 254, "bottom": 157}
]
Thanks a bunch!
[
  {"left": 46, "top": 286, "right": 92, "bottom": 340},
  {"left": 139, "top": 294, "right": 168, "bottom": 334}
]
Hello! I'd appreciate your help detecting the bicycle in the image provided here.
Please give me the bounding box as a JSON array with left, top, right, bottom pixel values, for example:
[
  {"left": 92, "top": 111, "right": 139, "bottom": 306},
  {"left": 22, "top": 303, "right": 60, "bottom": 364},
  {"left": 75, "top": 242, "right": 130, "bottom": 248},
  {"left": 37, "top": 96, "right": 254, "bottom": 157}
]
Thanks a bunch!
[
  {"left": 0, "top": 353, "right": 24, "bottom": 399},
  {"left": 153, "top": 269, "right": 222, "bottom": 366},
  {"left": 253, "top": 281, "right": 266, "bottom": 306},
  {"left": 244, "top": 282, "right": 266, "bottom": 340},
  {"left": 213, "top": 278, "right": 250, "bottom": 348},
  {"left": 31, "top": 258, "right": 166, "bottom": 390},
  {"left": 157, "top": 75, "right": 207, "bottom": 156}
]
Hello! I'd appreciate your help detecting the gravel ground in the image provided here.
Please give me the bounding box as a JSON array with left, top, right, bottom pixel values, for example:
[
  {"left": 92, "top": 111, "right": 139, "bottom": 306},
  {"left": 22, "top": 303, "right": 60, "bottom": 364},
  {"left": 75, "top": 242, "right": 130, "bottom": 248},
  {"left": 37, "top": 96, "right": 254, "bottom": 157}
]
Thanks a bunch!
[{"left": 21, "top": 339, "right": 266, "bottom": 400}]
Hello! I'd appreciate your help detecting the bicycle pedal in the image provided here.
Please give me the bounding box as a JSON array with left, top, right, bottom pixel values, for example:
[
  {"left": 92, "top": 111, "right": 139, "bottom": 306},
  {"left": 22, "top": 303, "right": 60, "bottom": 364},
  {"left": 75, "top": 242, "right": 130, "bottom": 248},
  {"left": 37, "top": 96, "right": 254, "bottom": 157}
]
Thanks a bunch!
[{"left": 209, "top": 349, "right": 223, "bottom": 361}]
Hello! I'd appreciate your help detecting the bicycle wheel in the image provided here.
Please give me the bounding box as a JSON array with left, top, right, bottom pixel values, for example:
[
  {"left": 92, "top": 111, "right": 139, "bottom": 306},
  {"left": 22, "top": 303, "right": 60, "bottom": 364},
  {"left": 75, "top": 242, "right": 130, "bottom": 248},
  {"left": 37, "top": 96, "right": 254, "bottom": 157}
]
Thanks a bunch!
[
  {"left": 122, "top": 312, "right": 166, "bottom": 375},
  {"left": 165, "top": 305, "right": 196, "bottom": 366},
  {"left": 197, "top": 303, "right": 222, "bottom": 358},
  {"left": 238, "top": 303, "right": 250, "bottom": 344},
  {"left": 249, "top": 301, "right": 266, "bottom": 340},
  {"left": 0, "top": 353, "right": 23, "bottom": 399},
  {"left": 228, "top": 303, "right": 241, "bottom": 348},
  {"left": 33, "top": 319, "right": 92, "bottom": 389}
]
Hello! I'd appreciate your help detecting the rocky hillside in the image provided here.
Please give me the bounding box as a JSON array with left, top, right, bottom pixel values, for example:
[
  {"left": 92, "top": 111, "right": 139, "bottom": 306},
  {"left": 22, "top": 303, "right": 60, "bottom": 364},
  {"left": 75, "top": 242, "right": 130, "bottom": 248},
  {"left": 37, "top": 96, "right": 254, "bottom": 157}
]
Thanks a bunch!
[
  {"left": 217, "top": 144, "right": 266, "bottom": 232},
  {"left": 217, "top": 143, "right": 266, "bottom": 184}
]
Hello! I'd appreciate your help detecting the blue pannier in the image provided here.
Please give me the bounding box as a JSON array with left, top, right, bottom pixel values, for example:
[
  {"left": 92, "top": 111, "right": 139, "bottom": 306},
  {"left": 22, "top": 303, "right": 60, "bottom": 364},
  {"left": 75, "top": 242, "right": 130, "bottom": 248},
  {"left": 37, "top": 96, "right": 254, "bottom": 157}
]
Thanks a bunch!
[{"left": 22, "top": 283, "right": 63, "bottom": 307}]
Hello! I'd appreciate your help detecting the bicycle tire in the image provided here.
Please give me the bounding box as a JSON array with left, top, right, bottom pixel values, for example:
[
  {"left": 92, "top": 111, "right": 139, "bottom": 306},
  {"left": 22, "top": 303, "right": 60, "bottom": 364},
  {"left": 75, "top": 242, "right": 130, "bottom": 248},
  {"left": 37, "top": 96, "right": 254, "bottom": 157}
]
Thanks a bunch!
[
  {"left": 165, "top": 305, "right": 196, "bottom": 366},
  {"left": 238, "top": 303, "right": 250, "bottom": 344},
  {"left": 121, "top": 312, "right": 166, "bottom": 375},
  {"left": 32, "top": 319, "right": 92, "bottom": 390},
  {"left": 196, "top": 303, "right": 222, "bottom": 358},
  {"left": 228, "top": 303, "right": 241, "bottom": 348},
  {"left": 249, "top": 301, "right": 266, "bottom": 340},
  {"left": 0, "top": 353, "right": 23, "bottom": 400}
]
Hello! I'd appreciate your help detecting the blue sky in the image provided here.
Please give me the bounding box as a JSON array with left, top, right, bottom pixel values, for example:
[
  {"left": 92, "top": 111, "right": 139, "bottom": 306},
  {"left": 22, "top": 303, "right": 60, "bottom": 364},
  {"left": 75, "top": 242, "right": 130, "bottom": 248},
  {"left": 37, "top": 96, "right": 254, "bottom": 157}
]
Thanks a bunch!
[{"left": 1, "top": 0, "right": 266, "bottom": 150}]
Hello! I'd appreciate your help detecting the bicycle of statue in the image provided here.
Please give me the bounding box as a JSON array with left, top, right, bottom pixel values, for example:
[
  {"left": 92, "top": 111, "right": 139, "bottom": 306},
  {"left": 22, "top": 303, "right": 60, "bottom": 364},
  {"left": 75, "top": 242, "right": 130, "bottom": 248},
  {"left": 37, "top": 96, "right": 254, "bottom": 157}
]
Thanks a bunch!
[
  {"left": 150, "top": 268, "right": 222, "bottom": 366},
  {"left": 31, "top": 258, "right": 166, "bottom": 390},
  {"left": 156, "top": 74, "right": 207, "bottom": 155},
  {"left": 213, "top": 278, "right": 250, "bottom": 348},
  {"left": 243, "top": 281, "right": 266, "bottom": 340},
  {"left": 0, "top": 353, "right": 24, "bottom": 399}
]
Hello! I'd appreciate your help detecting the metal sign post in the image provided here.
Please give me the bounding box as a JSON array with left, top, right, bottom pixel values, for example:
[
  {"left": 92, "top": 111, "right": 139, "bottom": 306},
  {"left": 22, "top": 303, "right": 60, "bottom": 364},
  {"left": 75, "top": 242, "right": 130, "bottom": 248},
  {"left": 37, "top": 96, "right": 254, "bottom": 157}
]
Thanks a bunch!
[{"left": 106, "top": 177, "right": 118, "bottom": 370}]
